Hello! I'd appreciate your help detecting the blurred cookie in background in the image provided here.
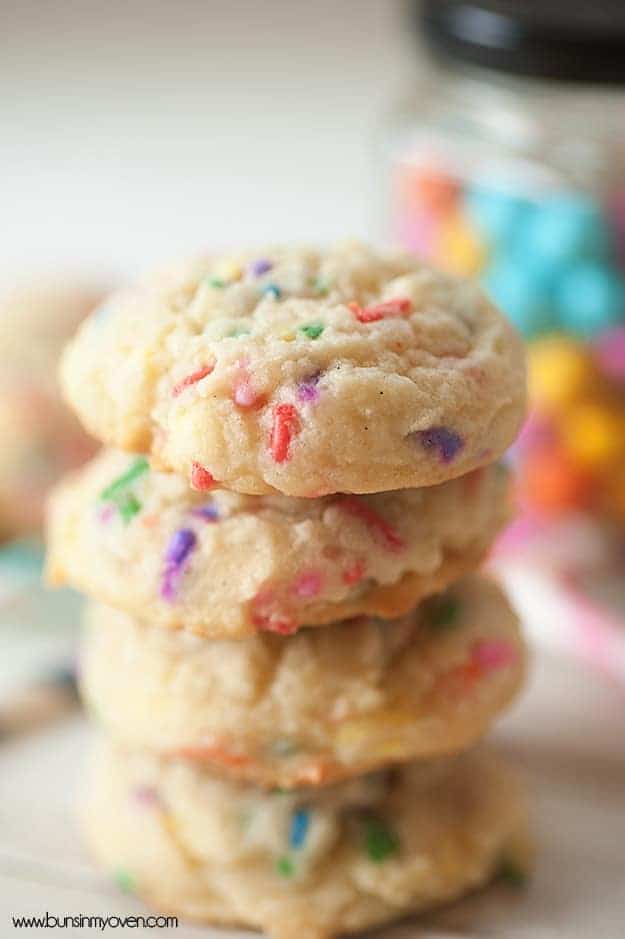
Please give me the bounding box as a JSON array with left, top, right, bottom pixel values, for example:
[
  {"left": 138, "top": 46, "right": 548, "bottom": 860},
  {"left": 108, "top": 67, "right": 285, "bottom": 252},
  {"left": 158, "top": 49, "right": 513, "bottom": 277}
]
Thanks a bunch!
[{"left": 0, "top": 278, "right": 104, "bottom": 540}]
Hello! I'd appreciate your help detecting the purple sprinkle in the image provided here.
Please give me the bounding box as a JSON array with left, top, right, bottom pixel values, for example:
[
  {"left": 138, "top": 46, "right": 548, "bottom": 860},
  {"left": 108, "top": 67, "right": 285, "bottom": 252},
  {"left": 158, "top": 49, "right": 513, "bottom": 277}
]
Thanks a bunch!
[
  {"left": 248, "top": 258, "right": 273, "bottom": 278},
  {"left": 161, "top": 528, "right": 197, "bottom": 602},
  {"left": 132, "top": 785, "right": 159, "bottom": 807},
  {"left": 297, "top": 371, "right": 321, "bottom": 403},
  {"left": 164, "top": 528, "right": 196, "bottom": 565},
  {"left": 413, "top": 426, "right": 464, "bottom": 463},
  {"left": 191, "top": 503, "right": 220, "bottom": 522}
]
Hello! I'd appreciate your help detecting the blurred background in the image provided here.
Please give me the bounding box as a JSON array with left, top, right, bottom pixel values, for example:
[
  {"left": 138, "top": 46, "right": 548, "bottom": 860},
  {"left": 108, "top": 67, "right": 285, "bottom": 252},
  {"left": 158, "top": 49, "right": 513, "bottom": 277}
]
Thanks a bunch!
[{"left": 2, "top": 0, "right": 625, "bottom": 706}]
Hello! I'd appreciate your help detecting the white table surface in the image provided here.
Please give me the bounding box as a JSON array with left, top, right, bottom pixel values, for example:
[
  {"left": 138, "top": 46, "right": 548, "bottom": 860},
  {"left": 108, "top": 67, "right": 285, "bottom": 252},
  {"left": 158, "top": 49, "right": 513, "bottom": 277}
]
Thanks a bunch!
[{"left": 1, "top": 640, "right": 624, "bottom": 938}]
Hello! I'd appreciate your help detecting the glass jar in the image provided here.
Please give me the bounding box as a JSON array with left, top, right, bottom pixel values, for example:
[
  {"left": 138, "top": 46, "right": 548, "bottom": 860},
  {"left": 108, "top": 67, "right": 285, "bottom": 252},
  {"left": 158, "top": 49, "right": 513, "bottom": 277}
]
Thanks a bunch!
[{"left": 379, "top": 0, "right": 625, "bottom": 339}]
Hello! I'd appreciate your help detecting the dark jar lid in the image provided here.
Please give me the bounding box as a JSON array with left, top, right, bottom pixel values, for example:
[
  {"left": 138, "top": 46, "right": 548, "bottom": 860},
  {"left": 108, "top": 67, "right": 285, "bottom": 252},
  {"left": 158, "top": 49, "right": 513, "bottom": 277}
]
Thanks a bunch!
[{"left": 419, "top": 1, "right": 625, "bottom": 85}]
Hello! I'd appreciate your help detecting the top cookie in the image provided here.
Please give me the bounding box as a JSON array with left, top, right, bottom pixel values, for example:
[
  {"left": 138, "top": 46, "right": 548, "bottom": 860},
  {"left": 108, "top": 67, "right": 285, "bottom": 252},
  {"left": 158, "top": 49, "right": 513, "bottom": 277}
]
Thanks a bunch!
[{"left": 61, "top": 243, "right": 526, "bottom": 496}]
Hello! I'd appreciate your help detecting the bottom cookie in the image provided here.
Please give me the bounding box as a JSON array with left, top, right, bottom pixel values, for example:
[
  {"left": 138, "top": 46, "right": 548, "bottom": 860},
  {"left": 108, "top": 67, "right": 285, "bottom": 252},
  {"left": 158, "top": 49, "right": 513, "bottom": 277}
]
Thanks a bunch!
[{"left": 83, "top": 740, "right": 528, "bottom": 939}]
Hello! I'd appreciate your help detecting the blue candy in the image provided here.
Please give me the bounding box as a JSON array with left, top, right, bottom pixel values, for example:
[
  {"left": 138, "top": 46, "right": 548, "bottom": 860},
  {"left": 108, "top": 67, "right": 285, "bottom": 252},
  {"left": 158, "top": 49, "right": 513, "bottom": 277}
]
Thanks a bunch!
[
  {"left": 483, "top": 259, "right": 557, "bottom": 337},
  {"left": 465, "top": 186, "right": 530, "bottom": 243},
  {"left": 554, "top": 263, "right": 625, "bottom": 337},
  {"left": 521, "top": 195, "right": 609, "bottom": 265}
]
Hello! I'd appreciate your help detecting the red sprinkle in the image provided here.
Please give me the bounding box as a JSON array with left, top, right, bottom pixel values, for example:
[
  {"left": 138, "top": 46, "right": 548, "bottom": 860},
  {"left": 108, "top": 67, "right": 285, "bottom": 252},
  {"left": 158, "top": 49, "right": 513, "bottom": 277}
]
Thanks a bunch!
[
  {"left": 342, "top": 558, "right": 366, "bottom": 585},
  {"left": 348, "top": 297, "right": 412, "bottom": 324},
  {"left": 190, "top": 462, "right": 219, "bottom": 491},
  {"left": 270, "top": 403, "right": 300, "bottom": 463},
  {"left": 251, "top": 589, "right": 298, "bottom": 635},
  {"left": 338, "top": 497, "right": 405, "bottom": 553},
  {"left": 172, "top": 363, "right": 214, "bottom": 397}
]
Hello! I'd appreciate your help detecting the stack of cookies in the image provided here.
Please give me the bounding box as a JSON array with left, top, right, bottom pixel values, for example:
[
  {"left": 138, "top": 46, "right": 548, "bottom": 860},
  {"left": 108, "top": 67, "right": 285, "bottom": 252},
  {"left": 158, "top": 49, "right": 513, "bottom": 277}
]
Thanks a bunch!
[{"left": 46, "top": 243, "right": 528, "bottom": 939}]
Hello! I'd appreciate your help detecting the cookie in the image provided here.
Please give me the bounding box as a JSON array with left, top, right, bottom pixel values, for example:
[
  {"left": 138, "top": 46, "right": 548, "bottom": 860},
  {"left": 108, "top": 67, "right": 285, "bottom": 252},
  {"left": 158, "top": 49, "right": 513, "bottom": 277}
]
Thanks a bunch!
[
  {"left": 0, "top": 280, "right": 100, "bottom": 538},
  {"left": 83, "top": 740, "right": 528, "bottom": 939},
  {"left": 81, "top": 575, "right": 525, "bottom": 788},
  {"left": 60, "top": 243, "right": 526, "bottom": 496},
  {"left": 47, "top": 449, "right": 510, "bottom": 638}
]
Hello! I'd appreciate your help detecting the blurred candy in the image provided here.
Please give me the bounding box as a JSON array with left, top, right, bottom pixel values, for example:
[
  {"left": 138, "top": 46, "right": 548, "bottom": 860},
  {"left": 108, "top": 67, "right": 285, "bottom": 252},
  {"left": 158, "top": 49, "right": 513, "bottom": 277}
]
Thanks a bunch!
[
  {"left": 436, "top": 213, "right": 485, "bottom": 276},
  {"left": 484, "top": 260, "right": 556, "bottom": 336},
  {"left": 561, "top": 404, "right": 625, "bottom": 470},
  {"left": 528, "top": 338, "right": 591, "bottom": 409},
  {"left": 410, "top": 167, "right": 460, "bottom": 215},
  {"left": 517, "top": 446, "right": 593, "bottom": 515},
  {"left": 554, "top": 263, "right": 624, "bottom": 337},
  {"left": 465, "top": 186, "right": 529, "bottom": 242},
  {"left": 522, "top": 196, "right": 609, "bottom": 266},
  {"left": 397, "top": 211, "right": 438, "bottom": 257},
  {"left": 593, "top": 326, "right": 625, "bottom": 382}
]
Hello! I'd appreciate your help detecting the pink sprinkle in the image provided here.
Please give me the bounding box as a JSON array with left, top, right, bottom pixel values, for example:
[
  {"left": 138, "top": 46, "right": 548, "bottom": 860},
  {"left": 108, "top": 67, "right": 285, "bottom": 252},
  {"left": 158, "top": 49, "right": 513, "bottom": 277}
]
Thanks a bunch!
[
  {"left": 471, "top": 639, "right": 517, "bottom": 673},
  {"left": 97, "top": 504, "right": 115, "bottom": 524},
  {"left": 172, "top": 363, "right": 214, "bottom": 397},
  {"left": 338, "top": 496, "right": 405, "bottom": 553},
  {"left": 232, "top": 365, "right": 264, "bottom": 409},
  {"left": 297, "top": 372, "right": 321, "bottom": 403},
  {"left": 132, "top": 785, "right": 159, "bottom": 807},
  {"left": 293, "top": 570, "right": 322, "bottom": 598},
  {"left": 250, "top": 589, "right": 298, "bottom": 635}
]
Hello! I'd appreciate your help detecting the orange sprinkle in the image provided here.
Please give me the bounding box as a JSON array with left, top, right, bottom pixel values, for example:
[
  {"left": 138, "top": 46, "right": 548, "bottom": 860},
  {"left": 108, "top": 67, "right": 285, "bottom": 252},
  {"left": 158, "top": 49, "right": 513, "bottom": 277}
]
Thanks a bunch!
[{"left": 172, "top": 363, "right": 214, "bottom": 397}]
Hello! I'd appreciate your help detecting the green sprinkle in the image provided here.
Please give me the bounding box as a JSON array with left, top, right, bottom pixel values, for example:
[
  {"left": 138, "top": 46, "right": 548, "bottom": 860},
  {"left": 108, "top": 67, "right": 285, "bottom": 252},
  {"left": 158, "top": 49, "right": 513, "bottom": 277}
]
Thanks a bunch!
[
  {"left": 113, "top": 868, "right": 135, "bottom": 893},
  {"left": 299, "top": 322, "right": 324, "bottom": 340},
  {"left": 276, "top": 856, "right": 295, "bottom": 877},
  {"left": 497, "top": 857, "right": 528, "bottom": 888},
  {"left": 423, "top": 594, "right": 460, "bottom": 630},
  {"left": 118, "top": 492, "right": 142, "bottom": 524},
  {"left": 227, "top": 326, "right": 251, "bottom": 337},
  {"left": 363, "top": 817, "right": 399, "bottom": 863},
  {"left": 271, "top": 738, "right": 299, "bottom": 757},
  {"left": 310, "top": 276, "right": 329, "bottom": 296},
  {"left": 100, "top": 457, "right": 149, "bottom": 501},
  {"left": 206, "top": 276, "right": 226, "bottom": 288}
]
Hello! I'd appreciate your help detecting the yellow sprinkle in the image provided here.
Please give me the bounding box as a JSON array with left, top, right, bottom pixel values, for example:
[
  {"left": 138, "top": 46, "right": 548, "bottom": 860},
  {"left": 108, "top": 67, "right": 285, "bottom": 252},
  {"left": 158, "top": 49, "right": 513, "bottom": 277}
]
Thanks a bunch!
[
  {"left": 529, "top": 338, "right": 591, "bottom": 410},
  {"left": 280, "top": 331, "right": 296, "bottom": 341},
  {"left": 214, "top": 260, "right": 242, "bottom": 282}
]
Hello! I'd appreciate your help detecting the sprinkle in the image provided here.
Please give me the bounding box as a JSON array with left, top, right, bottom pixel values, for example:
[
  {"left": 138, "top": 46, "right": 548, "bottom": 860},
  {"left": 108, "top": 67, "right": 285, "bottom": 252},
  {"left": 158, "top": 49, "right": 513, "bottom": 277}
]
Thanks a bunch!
[
  {"left": 251, "top": 589, "right": 298, "bottom": 635},
  {"left": 100, "top": 457, "right": 149, "bottom": 502},
  {"left": 276, "top": 856, "right": 294, "bottom": 877},
  {"left": 310, "top": 276, "right": 329, "bottom": 296},
  {"left": 423, "top": 593, "right": 460, "bottom": 630},
  {"left": 349, "top": 297, "right": 411, "bottom": 324},
  {"left": 338, "top": 497, "right": 405, "bottom": 553},
  {"left": 172, "top": 363, "right": 214, "bottom": 397},
  {"left": 97, "top": 503, "right": 116, "bottom": 524},
  {"left": 471, "top": 639, "right": 517, "bottom": 673},
  {"left": 215, "top": 261, "right": 242, "bottom": 282},
  {"left": 363, "top": 817, "right": 399, "bottom": 863},
  {"left": 342, "top": 558, "right": 366, "bottom": 585},
  {"left": 113, "top": 868, "right": 135, "bottom": 893},
  {"left": 132, "top": 785, "right": 159, "bottom": 807},
  {"left": 497, "top": 857, "right": 528, "bottom": 888},
  {"left": 413, "top": 426, "right": 464, "bottom": 464},
  {"left": 262, "top": 283, "right": 282, "bottom": 299},
  {"left": 248, "top": 258, "right": 273, "bottom": 277},
  {"left": 164, "top": 528, "right": 196, "bottom": 566},
  {"left": 293, "top": 570, "right": 322, "bottom": 598},
  {"left": 117, "top": 492, "right": 142, "bottom": 524},
  {"left": 270, "top": 404, "right": 300, "bottom": 463},
  {"left": 232, "top": 365, "right": 265, "bottom": 409},
  {"left": 271, "top": 738, "right": 299, "bottom": 757},
  {"left": 297, "top": 372, "right": 321, "bottom": 403},
  {"left": 191, "top": 502, "right": 220, "bottom": 522},
  {"left": 161, "top": 528, "right": 197, "bottom": 602},
  {"left": 190, "top": 462, "right": 218, "bottom": 491},
  {"left": 207, "top": 277, "right": 226, "bottom": 288},
  {"left": 289, "top": 809, "right": 310, "bottom": 849},
  {"left": 299, "top": 322, "right": 324, "bottom": 340},
  {"left": 227, "top": 325, "right": 251, "bottom": 337}
]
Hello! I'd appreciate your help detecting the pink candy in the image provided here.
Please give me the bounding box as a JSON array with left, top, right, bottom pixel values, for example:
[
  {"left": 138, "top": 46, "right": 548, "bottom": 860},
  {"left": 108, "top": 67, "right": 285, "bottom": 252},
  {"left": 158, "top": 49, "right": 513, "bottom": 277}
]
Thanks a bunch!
[
  {"left": 471, "top": 639, "right": 517, "bottom": 673},
  {"left": 293, "top": 570, "right": 322, "bottom": 598}
]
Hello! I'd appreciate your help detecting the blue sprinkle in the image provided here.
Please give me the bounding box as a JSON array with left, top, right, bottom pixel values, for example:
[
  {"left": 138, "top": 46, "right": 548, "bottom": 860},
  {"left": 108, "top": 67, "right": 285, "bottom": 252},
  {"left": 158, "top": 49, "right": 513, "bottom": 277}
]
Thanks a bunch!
[
  {"left": 164, "top": 528, "right": 196, "bottom": 566},
  {"left": 289, "top": 809, "right": 310, "bottom": 850},
  {"left": 262, "top": 283, "right": 282, "bottom": 299}
]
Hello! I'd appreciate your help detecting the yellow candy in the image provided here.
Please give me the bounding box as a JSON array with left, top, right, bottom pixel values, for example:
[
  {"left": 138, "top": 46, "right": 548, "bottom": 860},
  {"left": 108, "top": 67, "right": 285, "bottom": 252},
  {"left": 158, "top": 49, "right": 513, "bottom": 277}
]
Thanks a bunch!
[
  {"left": 528, "top": 338, "right": 591, "bottom": 410},
  {"left": 436, "top": 214, "right": 485, "bottom": 276},
  {"left": 335, "top": 709, "right": 414, "bottom": 758},
  {"left": 561, "top": 403, "right": 625, "bottom": 470}
]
